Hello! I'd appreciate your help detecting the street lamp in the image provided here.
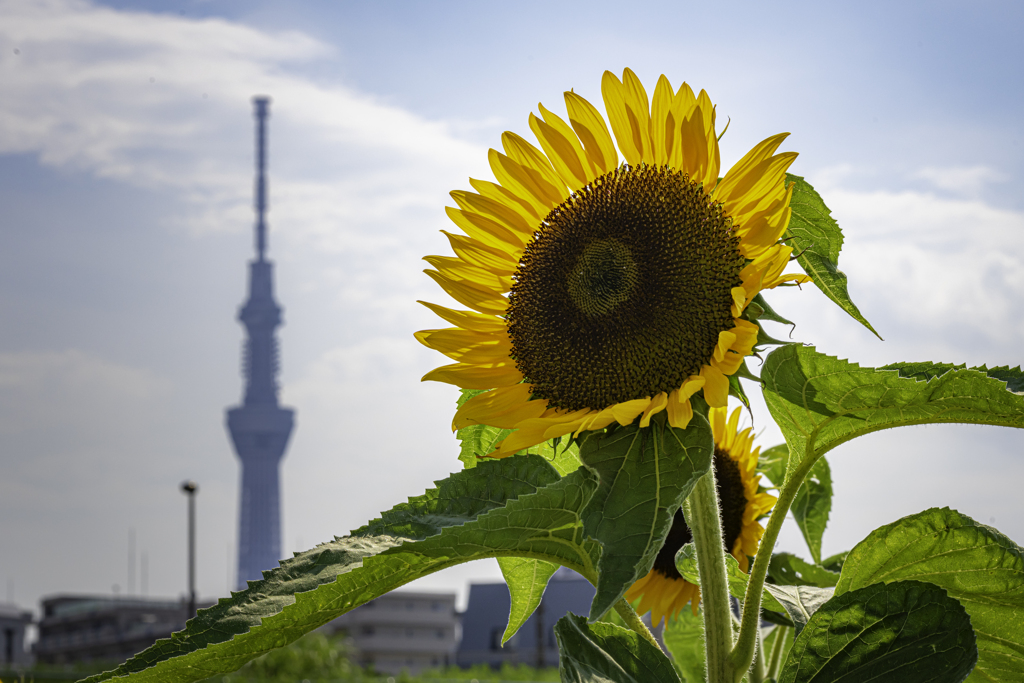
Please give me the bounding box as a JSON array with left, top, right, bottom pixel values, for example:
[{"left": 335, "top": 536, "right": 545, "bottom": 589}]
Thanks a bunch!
[{"left": 180, "top": 480, "right": 198, "bottom": 619}]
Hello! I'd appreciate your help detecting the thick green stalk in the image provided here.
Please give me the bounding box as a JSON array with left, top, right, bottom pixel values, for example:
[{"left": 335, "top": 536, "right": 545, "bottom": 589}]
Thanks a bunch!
[
  {"left": 685, "top": 468, "right": 735, "bottom": 683},
  {"left": 728, "top": 453, "right": 818, "bottom": 679},
  {"left": 613, "top": 597, "right": 660, "bottom": 650}
]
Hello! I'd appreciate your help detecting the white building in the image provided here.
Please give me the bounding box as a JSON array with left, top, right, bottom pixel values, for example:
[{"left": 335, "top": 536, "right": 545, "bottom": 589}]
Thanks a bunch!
[{"left": 325, "top": 591, "right": 457, "bottom": 675}]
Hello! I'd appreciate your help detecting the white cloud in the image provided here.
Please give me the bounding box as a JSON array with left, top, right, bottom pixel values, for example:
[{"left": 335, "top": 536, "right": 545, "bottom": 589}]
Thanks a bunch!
[
  {"left": 0, "top": 0, "right": 486, "bottom": 253},
  {"left": 0, "top": 0, "right": 495, "bottom": 610},
  {"left": 774, "top": 170, "right": 1024, "bottom": 365},
  {"left": 0, "top": 349, "right": 167, "bottom": 436},
  {"left": 913, "top": 165, "right": 1006, "bottom": 196}
]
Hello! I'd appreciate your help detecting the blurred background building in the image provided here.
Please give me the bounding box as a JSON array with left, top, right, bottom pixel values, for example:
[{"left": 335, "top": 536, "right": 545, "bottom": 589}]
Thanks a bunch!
[
  {"left": 0, "top": 602, "right": 32, "bottom": 668},
  {"left": 32, "top": 595, "right": 209, "bottom": 667},
  {"left": 457, "top": 567, "right": 595, "bottom": 669},
  {"left": 324, "top": 591, "right": 458, "bottom": 675}
]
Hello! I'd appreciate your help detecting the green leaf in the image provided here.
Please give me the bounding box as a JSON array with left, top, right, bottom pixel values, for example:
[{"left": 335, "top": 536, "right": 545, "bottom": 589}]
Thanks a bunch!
[
  {"left": 554, "top": 613, "right": 680, "bottom": 683},
  {"left": 760, "top": 607, "right": 796, "bottom": 629},
  {"left": 836, "top": 507, "right": 1024, "bottom": 683},
  {"left": 783, "top": 173, "right": 880, "bottom": 338},
  {"left": 498, "top": 557, "right": 560, "bottom": 645},
  {"left": 757, "top": 444, "right": 832, "bottom": 564},
  {"left": 728, "top": 368, "right": 752, "bottom": 409},
  {"left": 821, "top": 551, "right": 848, "bottom": 574},
  {"left": 765, "top": 584, "right": 835, "bottom": 636},
  {"left": 82, "top": 457, "right": 596, "bottom": 683},
  {"left": 761, "top": 346, "right": 1024, "bottom": 481},
  {"left": 767, "top": 553, "right": 839, "bottom": 588},
  {"left": 675, "top": 545, "right": 787, "bottom": 615},
  {"left": 457, "top": 389, "right": 581, "bottom": 475},
  {"left": 675, "top": 545, "right": 833, "bottom": 633},
  {"left": 757, "top": 443, "right": 789, "bottom": 488},
  {"left": 662, "top": 606, "right": 706, "bottom": 683},
  {"left": 778, "top": 580, "right": 977, "bottom": 683},
  {"left": 747, "top": 291, "right": 794, "bottom": 326},
  {"left": 790, "top": 457, "right": 831, "bottom": 565},
  {"left": 578, "top": 412, "right": 714, "bottom": 620},
  {"left": 457, "top": 389, "right": 579, "bottom": 644}
]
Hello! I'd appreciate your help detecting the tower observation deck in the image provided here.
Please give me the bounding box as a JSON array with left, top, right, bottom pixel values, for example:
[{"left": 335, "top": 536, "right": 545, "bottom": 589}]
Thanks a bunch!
[{"left": 226, "top": 96, "right": 295, "bottom": 589}]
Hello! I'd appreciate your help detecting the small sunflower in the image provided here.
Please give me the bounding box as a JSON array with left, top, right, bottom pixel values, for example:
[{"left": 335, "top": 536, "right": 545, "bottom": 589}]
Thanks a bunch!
[
  {"left": 416, "top": 68, "right": 809, "bottom": 457},
  {"left": 626, "top": 406, "right": 777, "bottom": 626}
]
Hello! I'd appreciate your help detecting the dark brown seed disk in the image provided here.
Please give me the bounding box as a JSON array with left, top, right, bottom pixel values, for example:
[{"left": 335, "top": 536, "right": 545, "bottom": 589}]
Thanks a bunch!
[
  {"left": 506, "top": 164, "right": 744, "bottom": 412},
  {"left": 652, "top": 447, "right": 749, "bottom": 580}
]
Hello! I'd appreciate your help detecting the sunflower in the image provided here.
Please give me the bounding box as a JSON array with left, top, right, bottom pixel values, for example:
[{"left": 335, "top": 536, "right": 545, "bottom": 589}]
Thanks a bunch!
[
  {"left": 416, "top": 68, "right": 809, "bottom": 457},
  {"left": 626, "top": 406, "right": 777, "bottom": 626}
]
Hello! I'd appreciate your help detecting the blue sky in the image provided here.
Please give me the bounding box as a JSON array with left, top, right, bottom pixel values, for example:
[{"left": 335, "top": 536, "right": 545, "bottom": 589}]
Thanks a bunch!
[{"left": 1, "top": 0, "right": 1022, "bottom": 617}]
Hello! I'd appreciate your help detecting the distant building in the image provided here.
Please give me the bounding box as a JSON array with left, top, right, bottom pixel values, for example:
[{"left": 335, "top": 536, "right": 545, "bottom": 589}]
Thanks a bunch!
[
  {"left": 0, "top": 602, "right": 33, "bottom": 668},
  {"left": 325, "top": 591, "right": 457, "bottom": 675},
  {"left": 457, "top": 567, "right": 596, "bottom": 669},
  {"left": 33, "top": 595, "right": 207, "bottom": 666}
]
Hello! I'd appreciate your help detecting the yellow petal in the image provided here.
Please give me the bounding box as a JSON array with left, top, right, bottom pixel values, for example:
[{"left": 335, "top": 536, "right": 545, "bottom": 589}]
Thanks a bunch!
[
  {"left": 666, "top": 377, "right": 704, "bottom": 430},
  {"left": 417, "top": 300, "right": 505, "bottom": 333},
  {"left": 450, "top": 191, "right": 533, "bottom": 240},
  {"left": 494, "top": 417, "right": 577, "bottom": 457},
  {"left": 713, "top": 329, "right": 738, "bottom": 363},
  {"left": 488, "top": 148, "right": 560, "bottom": 217},
  {"left": 724, "top": 153, "right": 798, "bottom": 221},
  {"left": 716, "top": 133, "right": 790, "bottom": 206},
  {"left": 695, "top": 89, "right": 720, "bottom": 186},
  {"left": 666, "top": 82, "right": 695, "bottom": 170},
  {"left": 701, "top": 365, "right": 729, "bottom": 407},
  {"left": 440, "top": 230, "right": 518, "bottom": 275},
  {"left": 445, "top": 206, "right": 525, "bottom": 253},
  {"left": 423, "top": 269, "right": 507, "bottom": 315},
  {"left": 422, "top": 361, "right": 522, "bottom": 390},
  {"left": 736, "top": 208, "right": 790, "bottom": 259},
  {"left": 650, "top": 75, "right": 675, "bottom": 166},
  {"left": 423, "top": 255, "right": 510, "bottom": 290},
  {"left": 709, "top": 405, "right": 728, "bottom": 446},
  {"left": 603, "top": 398, "right": 652, "bottom": 428},
  {"left": 678, "top": 105, "right": 710, "bottom": 183},
  {"left": 415, "top": 327, "right": 512, "bottom": 364},
  {"left": 453, "top": 383, "right": 547, "bottom": 431},
  {"left": 731, "top": 286, "right": 748, "bottom": 317},
  {"left": 501, "top": 131, "right": 569, "bottom": 202},
  {"left": 640, "top": 392, "right": 669, "bottom": 427},
  {"left": 726, "top": 408, "right": 743, "bottom": 447},
  {"left": 564, "top": 90, "right": 618, "bottom": 176},
  {"left": 468, "top": 178, "right": 543, "bottom": 227},
  {"left": 529, "top": 109, "right": 589, "bottom": 190},
  {"left": 601, "top": 69, "right": 652, "bottom": 165}
]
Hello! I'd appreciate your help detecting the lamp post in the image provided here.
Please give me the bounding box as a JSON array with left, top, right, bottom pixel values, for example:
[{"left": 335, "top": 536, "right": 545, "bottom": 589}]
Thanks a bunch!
[{"left": 180, "top": 480, "right": 198, "bottom": 619}]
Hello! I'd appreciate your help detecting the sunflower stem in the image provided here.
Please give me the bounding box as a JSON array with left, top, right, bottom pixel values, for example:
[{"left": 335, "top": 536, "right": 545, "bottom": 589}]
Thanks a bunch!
[
  {"left": 749, "top": 627, "right": 767, "bottom": 683},
  {"left": 727, "top": 452, "right": 819, "bottom": 680},
  {"left": 766, "top": 625, "right": 790, "bottom": 679},
  {"left": 612, "top": 597, "right": 660, "bottom": 650},
  {"left": 684, "top": 467, "right": 736, "bottom": 683}
]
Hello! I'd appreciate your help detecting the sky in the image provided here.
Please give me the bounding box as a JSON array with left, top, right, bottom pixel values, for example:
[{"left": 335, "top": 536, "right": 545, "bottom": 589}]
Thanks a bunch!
[{"left": 1, "top": 0, "right": 1023, "bottom": 621}]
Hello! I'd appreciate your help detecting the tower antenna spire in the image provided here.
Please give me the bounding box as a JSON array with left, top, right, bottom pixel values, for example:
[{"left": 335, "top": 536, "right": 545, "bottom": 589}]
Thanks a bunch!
[{"left": 253, "top": 96, "right": 270, "bottom": 262}]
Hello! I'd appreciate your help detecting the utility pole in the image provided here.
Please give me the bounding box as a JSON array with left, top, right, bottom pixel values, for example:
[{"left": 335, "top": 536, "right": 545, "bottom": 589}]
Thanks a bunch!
[{"left": 180, "top": 480, "right": 198, "bottom": 619}]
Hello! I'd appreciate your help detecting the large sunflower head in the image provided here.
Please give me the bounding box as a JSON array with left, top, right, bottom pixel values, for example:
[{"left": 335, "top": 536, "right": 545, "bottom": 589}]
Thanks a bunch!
[
  {"left": 416, "top": 69, "right": 809, "bottom": 457},
  {"left": 625, "top": 406, "right": 778, "bottom": 626}
]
